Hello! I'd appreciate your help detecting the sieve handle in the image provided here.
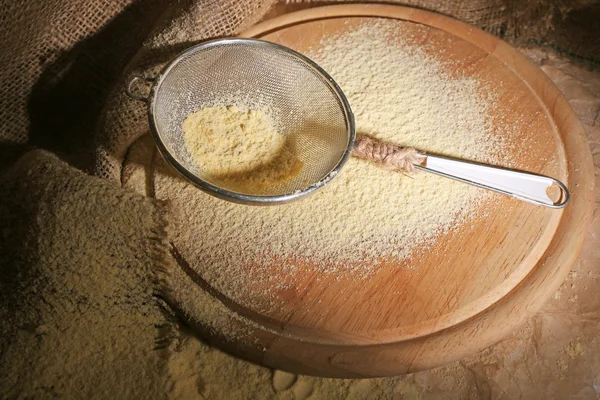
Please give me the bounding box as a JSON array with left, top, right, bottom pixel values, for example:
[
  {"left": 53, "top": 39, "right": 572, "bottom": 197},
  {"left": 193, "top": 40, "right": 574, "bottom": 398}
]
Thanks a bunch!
[
  {"left": 125, "top": 75, "right": 155, "bottom": 102},
  {"left": 415, "top": 155, "right": 570, "bottom": 208}
]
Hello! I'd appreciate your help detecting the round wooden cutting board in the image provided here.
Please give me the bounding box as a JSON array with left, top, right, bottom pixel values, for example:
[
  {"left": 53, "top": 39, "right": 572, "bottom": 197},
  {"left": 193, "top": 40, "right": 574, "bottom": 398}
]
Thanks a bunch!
[{"left": 167, "top": 5, "right": 594, "bottom": 377}]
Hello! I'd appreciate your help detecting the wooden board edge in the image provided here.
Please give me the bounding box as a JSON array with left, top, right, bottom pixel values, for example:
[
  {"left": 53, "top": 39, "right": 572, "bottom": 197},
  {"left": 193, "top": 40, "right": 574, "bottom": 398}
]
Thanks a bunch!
[{"left": 200, "top": 4, "right": 597, "bottom": 377}]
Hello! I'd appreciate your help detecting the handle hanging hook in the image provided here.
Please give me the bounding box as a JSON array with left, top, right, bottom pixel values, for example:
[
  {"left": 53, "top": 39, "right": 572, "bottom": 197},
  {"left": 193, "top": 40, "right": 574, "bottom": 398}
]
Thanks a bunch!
[{"left": 125, "top": 75, "right": 154, "bottom": 102}]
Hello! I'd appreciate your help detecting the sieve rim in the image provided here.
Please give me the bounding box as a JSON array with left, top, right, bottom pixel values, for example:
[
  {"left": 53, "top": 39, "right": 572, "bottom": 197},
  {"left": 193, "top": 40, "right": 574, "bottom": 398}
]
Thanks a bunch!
[{"left": 145, "top": 38, "right": 355, "bottom": 205}]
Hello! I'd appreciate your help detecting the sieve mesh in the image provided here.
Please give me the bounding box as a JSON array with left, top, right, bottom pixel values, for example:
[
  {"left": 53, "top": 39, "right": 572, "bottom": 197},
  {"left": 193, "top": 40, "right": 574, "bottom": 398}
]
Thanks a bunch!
[{"left": 149, "top": 39, "right": 354, "bottom": 203}]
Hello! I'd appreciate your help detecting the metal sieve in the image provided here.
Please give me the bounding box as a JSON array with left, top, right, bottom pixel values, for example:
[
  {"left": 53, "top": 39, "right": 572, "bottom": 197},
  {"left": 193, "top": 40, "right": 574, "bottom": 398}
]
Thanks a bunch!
[
  {"left": 127, "top": 38, "right": 569, "bottom": 208},
  {"left": 126, "top": 38, "right": 354, "bottom": 205}
]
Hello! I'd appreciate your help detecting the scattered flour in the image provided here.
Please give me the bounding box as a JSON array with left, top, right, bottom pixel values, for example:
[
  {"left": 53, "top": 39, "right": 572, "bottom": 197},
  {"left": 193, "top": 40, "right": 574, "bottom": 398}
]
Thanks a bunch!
[{"left": 158, "top": 20, "right": 507, "bottom": 306}]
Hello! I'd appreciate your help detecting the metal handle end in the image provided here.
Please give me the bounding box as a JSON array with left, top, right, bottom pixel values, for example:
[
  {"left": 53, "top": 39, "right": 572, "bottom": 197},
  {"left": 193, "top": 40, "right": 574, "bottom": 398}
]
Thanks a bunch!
[{"left": 545, "top": 179, "right": 570, "bottom": 209}]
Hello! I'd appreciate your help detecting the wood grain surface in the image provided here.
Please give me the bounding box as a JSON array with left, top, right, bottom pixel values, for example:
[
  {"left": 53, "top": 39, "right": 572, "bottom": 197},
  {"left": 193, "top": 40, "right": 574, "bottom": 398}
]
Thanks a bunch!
[{"left": 174, "top": 4, "right": 594, "bottom": 377}]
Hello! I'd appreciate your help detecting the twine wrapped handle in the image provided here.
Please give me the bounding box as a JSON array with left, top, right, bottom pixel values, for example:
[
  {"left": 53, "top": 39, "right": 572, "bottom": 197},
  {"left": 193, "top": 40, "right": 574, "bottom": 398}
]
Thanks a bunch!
[{"left": 352, "top": 135, "right": 426, "bottom": 172}]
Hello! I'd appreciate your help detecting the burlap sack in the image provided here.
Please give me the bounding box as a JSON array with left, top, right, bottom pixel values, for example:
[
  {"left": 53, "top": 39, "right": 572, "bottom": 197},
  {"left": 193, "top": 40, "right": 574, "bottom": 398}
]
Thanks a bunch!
[
  {"left": 0, "top": 0, "right": 276, "bottom": 176},
  {"left": 0, "top": 0, "right": 169, "bottom": 171},
  {"left": 94, "top": 0, "right": 278, "bottom": 182}
]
